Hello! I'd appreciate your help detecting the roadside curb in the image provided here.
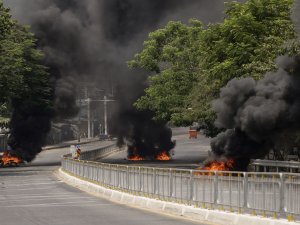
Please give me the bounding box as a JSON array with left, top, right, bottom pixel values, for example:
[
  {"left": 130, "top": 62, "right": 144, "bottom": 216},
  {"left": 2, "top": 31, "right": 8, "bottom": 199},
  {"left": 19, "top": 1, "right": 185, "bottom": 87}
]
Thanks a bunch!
[{"left": 57, "top": 168, "right": 299, "bottom": 225}]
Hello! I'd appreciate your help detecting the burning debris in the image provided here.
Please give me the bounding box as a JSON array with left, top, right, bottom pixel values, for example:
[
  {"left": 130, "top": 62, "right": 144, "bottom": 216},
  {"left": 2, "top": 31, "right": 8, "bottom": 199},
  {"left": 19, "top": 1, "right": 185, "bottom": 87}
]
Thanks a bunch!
[
  {"left": 115, "top": 110, "right": 175, "bottom": 161},
  {"left": 127, "top": 147, "right": 145, "bottom": 161},
  {"left": 128, "top": 156, "right": 145, "bottom": 161},
  {"left": 156, "top": 151, "right": 171, "bottom": 161},
  {"left": 208, "top": 56, "right": 300, "bottom": 171},
  {"left": 201, "top": 159, "right": 235, "bottom": 171},
  {"left": 128, "top": 150, "right": 171, "bottom": 161},
  {"left": 0, "top": 151, "right": 24, "bottom": 167}
]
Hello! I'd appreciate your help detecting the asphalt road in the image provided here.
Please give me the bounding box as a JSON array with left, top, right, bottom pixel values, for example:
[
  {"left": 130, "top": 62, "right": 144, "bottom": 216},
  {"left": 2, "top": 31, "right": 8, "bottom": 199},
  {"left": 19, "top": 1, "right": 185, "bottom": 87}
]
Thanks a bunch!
[{"left": 0, "top": 138, "right": 210, "bottom": 225}]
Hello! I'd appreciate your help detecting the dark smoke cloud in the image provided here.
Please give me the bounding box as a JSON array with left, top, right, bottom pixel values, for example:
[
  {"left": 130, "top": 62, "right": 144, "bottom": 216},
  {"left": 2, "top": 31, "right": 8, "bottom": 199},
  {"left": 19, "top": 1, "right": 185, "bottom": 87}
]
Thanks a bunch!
[
  {"left": 8, "top": 90, "right": 53, "bottom": 162},
  {"left": 114, "top": 110, "right": 175, "bottom": 159},
  {"left": 3, "top": 0, "right": 239, "bottom": 161},
  {"left": 9, "top": 112, "right": 52, "bottom": 162},
  {"left": 5, "top": 0, "right": 230, "bottom": 82},
  {"left": 54, "top": 77, "right": 78, "bottom": 118},
  {"left": 210, "top": 56, "right": 300, "bottom": 171}
]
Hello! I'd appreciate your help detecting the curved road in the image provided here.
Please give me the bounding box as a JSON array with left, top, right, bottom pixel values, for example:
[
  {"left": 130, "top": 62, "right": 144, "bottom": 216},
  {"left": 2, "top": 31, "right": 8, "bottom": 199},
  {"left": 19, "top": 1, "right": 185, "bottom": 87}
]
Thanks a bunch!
[{"left": 0, "top": 138, "right": 210, "bottom": 225}]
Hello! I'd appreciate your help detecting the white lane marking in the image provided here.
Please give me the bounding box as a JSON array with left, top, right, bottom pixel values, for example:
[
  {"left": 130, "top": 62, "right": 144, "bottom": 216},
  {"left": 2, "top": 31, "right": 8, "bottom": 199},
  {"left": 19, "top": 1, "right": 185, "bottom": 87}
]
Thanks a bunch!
[
  {"left": 0, "top": 196, "right": 95, "bottom": 202},
  {"left": 0, "top": 187, "right": 54, "bottom": 191},
  {"left": 0, "top": 181, "right": 64, "bottom": 187},
  {"left": 0, "top": 201, "right": 113, "bottom": 208},
  {"left": 0, "top": 193, "right": 77, "bottom": 197},
  {"left": 0, "top": 180, "right": 59, "bottom": 184},
  {"left": 0, "top": 179, "right": 53, "bottom": 182},
  {"left": 0, "top": 195, "right": 78, "bottom": 200},
  {"left": 6, "top": 203, "right": 116, "bottom": 208}
]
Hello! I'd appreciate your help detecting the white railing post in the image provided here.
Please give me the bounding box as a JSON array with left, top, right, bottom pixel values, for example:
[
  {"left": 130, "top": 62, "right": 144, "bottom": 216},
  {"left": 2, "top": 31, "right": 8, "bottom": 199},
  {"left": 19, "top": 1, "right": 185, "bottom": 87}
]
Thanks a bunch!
[
  {"left": 127, "top": 166, "right": 130, "bottom": 190},
  {"left": 279, "top": 173, "right": 285, "bottom": 214},
  {"left": 189, "top": 170, "right": 194, "bottom": 202},
  {"left": 243, "top": 172, "right": 248, "bottom": 209},
  {"left": 213, "top": 172, "right": 218, "bottom": 205},
  {"left": 153, "top": 168, "right": 157, "bottom": 195},
  {"left": 169, "top": 169, "right": 173, "bottom": 197},
  {"left": 139, "top": 167, "right": 142, "bottom": 192}
]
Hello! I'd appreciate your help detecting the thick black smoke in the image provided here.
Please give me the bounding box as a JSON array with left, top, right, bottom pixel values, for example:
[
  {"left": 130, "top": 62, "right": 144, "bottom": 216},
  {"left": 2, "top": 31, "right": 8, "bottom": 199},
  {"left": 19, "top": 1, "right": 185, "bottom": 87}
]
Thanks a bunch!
[
  {"left": 8, "top": 111, "right": 52, "bottom": 162},
  {"left": 210, "top": 56, "right": 300, "bottom": 171},
  {"left": 4, "top": 0, "right": 237, "bottom": 161},
  {"left": 114, "top": 110, "right": 175, "bottom": 159}
]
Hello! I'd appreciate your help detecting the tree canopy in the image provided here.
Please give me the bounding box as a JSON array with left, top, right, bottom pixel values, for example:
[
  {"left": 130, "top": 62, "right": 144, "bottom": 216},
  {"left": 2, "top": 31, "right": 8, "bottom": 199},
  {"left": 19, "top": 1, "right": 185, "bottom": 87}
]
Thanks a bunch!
[
  {"left": 0, "top": 1, "right": 53, "bottom": 126},
  {"left": 130, "top": 0, "right": 298, "bottom": 136},
  {"left": 129, "top": 20, "right": 203, "bottom": 125}
]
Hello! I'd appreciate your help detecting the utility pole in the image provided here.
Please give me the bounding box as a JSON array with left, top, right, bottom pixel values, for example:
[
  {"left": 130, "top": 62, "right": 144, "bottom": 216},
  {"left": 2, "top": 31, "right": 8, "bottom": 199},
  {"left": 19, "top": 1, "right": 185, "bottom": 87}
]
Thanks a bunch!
[
  {"left": 87, "top": 97, "right": 91, "bottom": 139},
  {"left": 104, "top": 96, "right": 108, "bottom": 135},
  {"left": 77, "top": 99, "right": 81, "bottom": 142},
  {"left": 101, "top": 95, "right": 115, "bottom": 136},
  {"left": 91, "top": 110, "right": 94, "bottom": 137},
  {"left": 89, "top": 96, "right": 115, "bottom": 137},
  {"left": 80, "top": 85, "right": 113, "bottom": 139},
  {"left": 83, "top": 86, "right": 92, "bottom": 139}
]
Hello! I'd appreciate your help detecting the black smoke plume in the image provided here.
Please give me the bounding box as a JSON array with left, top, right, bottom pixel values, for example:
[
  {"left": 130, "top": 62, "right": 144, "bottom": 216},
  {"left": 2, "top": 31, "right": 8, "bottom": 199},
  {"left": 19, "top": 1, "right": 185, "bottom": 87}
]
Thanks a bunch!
[
  {"left": 4, "top": 0, "right": 237, "bottom": 161},
  {"left": 210, "top": 56, "right": 300, "bottom": 171},
  {"left": 114, "top": 109, "right": 175, "bottom": 159},
  {"left": 8, "top": 110, "right": 52, "bottom": 162}
]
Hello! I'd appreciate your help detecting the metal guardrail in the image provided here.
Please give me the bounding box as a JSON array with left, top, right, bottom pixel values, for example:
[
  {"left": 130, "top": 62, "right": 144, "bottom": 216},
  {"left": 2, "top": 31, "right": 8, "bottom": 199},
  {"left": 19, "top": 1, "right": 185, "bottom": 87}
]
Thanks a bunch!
[
  {"left": 252, "top": 159, "right": 300, "bottom": 172},
  {"left": 0, "top": 134, "right": 8, "bottom": 152},
  {"left": 61, "top": 145, "right": 300, "bottom": 221}
]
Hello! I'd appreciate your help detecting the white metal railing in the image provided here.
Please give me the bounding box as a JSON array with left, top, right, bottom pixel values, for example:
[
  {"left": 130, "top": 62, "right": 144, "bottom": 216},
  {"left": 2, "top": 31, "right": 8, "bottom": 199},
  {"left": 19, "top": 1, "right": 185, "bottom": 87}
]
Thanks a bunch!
[
  {"left": 252, "top": 159, "right": 300, "bottom": 173},
  {"left": 61, "top": 145, "right": 300, "bottom": 221},
  {"left": 0, "top": 134, "right": 8, "bottom": 152}
]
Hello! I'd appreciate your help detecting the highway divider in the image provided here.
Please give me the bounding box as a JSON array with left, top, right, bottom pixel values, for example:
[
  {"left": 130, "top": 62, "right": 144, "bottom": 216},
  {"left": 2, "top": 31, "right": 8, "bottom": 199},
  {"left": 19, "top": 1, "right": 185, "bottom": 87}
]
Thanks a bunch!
[{"left": 61, "top": 145, "right": 300, "bottom": 223}]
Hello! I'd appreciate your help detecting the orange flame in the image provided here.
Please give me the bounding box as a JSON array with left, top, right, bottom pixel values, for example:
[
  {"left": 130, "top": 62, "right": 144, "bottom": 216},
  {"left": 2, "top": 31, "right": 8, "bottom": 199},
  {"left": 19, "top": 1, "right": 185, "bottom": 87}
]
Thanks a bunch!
[
  {"left": 128, "top": 155, "right": 145, "bottom": 161},
  {"left": 201, "top": 159, "right": 235, "bottom": 171},
  {"left": 156, "top": 151, "right": 171, "bottom": 161},
  {"left": 1, "top": 151, "right": 23, "bottom": 166},
  {"left": 127, "top": 147, "right": 145, "bottom": 161}
]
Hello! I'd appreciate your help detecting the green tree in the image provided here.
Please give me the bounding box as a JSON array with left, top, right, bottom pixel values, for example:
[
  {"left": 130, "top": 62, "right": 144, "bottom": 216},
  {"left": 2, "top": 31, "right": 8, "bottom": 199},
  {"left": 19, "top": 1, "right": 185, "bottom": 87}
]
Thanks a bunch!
[
  {"left": 0, "top": 2, "right": 52, "bottom": 124},
  {"left": 130, "top": 0, "right": 297, "bottom": 136},
  {"left": 129, "top": 20, "right": 203, "bottom": 125},
  {"left": 190, "top": 0, "right": 297, "bottom": 136},
  {"left": 0, "top": 1, "right": 13, "bottom": 39}
]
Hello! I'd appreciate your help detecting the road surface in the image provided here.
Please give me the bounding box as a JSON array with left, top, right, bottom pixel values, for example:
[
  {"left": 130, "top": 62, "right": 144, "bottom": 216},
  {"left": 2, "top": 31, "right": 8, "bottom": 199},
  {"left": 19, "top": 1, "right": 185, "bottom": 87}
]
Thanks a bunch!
[{"left": 0, "top": 139, "right": 209, "bottom": 225}]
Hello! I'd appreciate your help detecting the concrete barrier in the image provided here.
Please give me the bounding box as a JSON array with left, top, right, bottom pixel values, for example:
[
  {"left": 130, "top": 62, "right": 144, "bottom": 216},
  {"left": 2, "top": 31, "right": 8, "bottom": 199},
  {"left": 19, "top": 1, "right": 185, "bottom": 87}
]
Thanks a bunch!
[
  {"left": 57, "top": 169, "right": 299, "bottom": 225},
  {"left": 146, "top": 199, "right": 165, "bottom": 211},
  {"left": 164, "top": 203, "right": 184, "bottom": 215},
  {"left": 134, "top": 197, "right": 148, "bottom": 207}
]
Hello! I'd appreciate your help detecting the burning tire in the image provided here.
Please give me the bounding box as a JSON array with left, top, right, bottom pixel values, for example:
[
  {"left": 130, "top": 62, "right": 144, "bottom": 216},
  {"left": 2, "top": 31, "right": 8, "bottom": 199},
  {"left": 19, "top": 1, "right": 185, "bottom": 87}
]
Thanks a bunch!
[{"left": 0, "top": 151, "right": 23, "bottom": 167}]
